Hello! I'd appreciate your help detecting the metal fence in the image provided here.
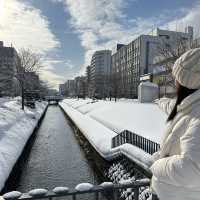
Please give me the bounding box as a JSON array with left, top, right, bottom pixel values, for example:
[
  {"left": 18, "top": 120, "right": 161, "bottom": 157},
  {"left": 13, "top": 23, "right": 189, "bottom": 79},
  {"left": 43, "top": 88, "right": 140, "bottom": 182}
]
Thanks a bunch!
[
  {"left": 112, "top": 130, "right": 160, "bottom": 155},
  {"left": 3, "top": 180, "right": 159, "bottom": 200}
]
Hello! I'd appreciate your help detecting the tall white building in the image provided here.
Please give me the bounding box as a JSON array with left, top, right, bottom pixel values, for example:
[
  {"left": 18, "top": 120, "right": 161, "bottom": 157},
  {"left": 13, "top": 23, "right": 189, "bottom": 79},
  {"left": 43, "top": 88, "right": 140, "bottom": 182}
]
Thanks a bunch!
[{"left": 90, "top": 50, "right": 111, "bottom": 98}]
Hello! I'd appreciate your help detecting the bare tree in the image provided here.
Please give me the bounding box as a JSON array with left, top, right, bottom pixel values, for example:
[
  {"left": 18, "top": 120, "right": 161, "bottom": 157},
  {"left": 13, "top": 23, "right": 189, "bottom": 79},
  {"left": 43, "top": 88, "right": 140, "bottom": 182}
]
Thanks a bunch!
[
  {"left": 37, "top": 80, "right": 51, "bottom": 99},
  {"left": 156, "top": 36, "right": 192, "bottom": 93},
  {"left": 15, "top": 48, "right": 42, "bottom": 110}
]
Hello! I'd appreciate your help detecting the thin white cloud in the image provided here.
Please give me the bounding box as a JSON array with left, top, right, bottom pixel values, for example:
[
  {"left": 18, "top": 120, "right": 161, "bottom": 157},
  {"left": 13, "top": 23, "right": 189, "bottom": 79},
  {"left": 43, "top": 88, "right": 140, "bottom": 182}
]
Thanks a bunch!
[{"left": 39, "top": 70, "right": 65, "bottom": 88}]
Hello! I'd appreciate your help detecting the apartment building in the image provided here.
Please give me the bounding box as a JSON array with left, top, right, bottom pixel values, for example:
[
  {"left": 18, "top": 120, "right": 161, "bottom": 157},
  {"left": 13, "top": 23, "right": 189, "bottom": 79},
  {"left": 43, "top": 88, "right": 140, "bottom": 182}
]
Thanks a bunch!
[
  {"left": 59, "top": 79, "right": 75, "bottom": 97},
  {"left": 85, "top": 65, "right": 93, "bottom": 97},
  {"left": 111, "top": 26, "right": 193, "bottom": 98},
  {"left": 90, "top": 50, "right": 111, "bottom": 98},
  {"left": 74, "top": 76, "right": 86, "bottom": 98}
]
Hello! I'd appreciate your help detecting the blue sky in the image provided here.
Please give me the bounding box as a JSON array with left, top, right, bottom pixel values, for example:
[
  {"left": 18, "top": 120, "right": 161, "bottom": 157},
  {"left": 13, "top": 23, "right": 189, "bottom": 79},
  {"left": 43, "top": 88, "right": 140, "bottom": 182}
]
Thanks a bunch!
[{"left": 0, "top": 0, "right": 200, "bottom": 88}]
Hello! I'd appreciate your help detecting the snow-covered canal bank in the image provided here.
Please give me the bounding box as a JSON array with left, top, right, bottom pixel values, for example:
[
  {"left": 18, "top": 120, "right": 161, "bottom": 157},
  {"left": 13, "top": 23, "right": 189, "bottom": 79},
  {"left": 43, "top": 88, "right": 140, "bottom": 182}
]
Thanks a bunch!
[
  {"left": 59, "top": 98, "right": 168, "bottom": 172},
  {"left": 15, "top": 106, "right": 104, "bottom": 194},
  {"left": 0, "top": 98, "right": 47, "bottom": 192}
]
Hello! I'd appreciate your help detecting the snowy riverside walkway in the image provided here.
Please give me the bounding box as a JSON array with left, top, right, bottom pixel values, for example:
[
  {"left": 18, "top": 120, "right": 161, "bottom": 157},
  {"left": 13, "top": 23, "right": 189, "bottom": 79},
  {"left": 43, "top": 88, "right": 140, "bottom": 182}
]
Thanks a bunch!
[
  {"left": 0, "top": 98, "right": 47, "bottom": 191},
  {"left": 59, "top": 98, "right": 167, "bottom": 173}
]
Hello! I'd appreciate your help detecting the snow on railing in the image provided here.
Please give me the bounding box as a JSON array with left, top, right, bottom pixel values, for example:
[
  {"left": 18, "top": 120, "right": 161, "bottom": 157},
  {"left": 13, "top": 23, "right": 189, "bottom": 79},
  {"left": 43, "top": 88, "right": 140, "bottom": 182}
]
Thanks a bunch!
[
  {"left": 112, "top": 130, "right": 160, "bottom": 155},
  {"left": 2, "top": 180, "right": 159, "bottom": 200}
]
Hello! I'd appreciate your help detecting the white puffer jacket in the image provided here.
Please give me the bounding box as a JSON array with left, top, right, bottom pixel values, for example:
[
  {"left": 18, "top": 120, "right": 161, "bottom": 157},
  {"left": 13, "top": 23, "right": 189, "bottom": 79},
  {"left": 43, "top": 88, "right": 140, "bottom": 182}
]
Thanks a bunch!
[{"left": 151, "top": 89, "right": 200, "bottom": 200}]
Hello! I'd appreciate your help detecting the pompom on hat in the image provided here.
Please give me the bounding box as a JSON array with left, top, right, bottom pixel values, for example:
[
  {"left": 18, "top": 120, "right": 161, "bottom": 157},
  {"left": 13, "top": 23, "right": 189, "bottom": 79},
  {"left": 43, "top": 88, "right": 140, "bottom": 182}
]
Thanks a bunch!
[{"left": 172, "top": 48, "right": 200, "bottom": 89}]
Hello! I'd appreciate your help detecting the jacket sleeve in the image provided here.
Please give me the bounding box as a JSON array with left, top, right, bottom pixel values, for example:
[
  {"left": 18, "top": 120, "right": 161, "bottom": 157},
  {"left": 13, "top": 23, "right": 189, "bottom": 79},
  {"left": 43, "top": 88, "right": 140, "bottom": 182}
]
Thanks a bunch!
[
  {"left": 156, "top": 98, "right": 176, "bottom": 116},
  {"left": 150, "top": 119, "right": 200, "bottom": 187}
]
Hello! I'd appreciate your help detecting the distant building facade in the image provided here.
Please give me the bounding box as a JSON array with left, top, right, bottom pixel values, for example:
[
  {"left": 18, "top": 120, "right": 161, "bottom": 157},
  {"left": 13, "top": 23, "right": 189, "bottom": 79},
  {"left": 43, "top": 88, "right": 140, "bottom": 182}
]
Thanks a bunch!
[
  {"left": 111, "top": 26, "right": 193, "bottom": 98},
  {"left": 85, "top": 65, "right": 92, "bottom": 97},
  {"left": 74, "top": 76, "right": 86, "bottom": 98},
  {"left": 59, "top": 84, "right": 66, "bottom": 96},
  {"left": 0, "top": 41, "right": 19, "bottom": 96},
  {"left": 90, "top": 50, "right": 111, "bottom": 98},
  {"left": 59, "top": 79, "right": 75, "bottom": 97}
]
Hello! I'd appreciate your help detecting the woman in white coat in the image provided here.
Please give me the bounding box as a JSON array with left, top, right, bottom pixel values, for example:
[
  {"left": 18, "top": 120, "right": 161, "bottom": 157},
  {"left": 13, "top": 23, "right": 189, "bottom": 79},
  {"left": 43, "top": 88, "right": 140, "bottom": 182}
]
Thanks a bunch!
[{"left": 150, "top": 48, "right": 200, "bottom": 200}]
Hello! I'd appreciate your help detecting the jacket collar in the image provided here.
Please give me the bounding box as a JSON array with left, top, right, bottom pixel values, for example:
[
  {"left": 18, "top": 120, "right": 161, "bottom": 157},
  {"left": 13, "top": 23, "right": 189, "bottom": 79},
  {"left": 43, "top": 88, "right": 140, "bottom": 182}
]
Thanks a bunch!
[{"left": 177, "top": 89, "right": 200, "bottom": 112}]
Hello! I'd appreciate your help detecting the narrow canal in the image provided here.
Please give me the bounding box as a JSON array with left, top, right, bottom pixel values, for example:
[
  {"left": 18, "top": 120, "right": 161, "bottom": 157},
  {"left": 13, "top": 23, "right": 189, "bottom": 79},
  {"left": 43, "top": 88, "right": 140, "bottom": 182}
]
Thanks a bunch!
[{"left": 15, "top": 105, "right": 103, "bottom": 194}]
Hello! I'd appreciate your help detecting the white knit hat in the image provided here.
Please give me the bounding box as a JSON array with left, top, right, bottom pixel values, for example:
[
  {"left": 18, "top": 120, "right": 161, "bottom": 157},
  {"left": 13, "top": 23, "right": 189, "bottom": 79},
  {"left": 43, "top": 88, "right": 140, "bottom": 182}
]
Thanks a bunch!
[{"left": 172, "top": 48, "right": 200, "bottom": 89}]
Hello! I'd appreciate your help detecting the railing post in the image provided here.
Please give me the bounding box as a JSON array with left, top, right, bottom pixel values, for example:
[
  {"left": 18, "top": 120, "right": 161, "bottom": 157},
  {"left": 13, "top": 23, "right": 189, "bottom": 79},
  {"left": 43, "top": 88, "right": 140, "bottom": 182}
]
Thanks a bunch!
[
  {"left": 112, "top": 188, "right": 118, "bottom": 200},
  {"left": 134, "top": 186, "right": 139, "bottom": 200},
  {"left": 95, "top": 191, "right": 99, "bottom": 200},
  {"left": 122, "top": 131, "right": 125, "bottom": 143},
  {"left": 117, "top": 134, "right": 119, "bottom": 146},
  {"left": 128, "top": 131, "right": 131, "bottom": 144},
  {"left": 152, "top": 193, "right": 159, "bottom": 200},
  {"left": 72, "top": 194, "right": 76, "bottom": 200}
]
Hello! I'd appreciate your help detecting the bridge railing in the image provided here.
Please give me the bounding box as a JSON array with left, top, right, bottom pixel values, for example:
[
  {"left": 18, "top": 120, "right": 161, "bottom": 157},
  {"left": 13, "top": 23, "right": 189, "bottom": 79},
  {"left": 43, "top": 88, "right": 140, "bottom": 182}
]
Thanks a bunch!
[
  {"left": 3, "top": 180, "right": 159, "bottom": 200},
  {"left": 112, "top": 130, "right": 160, "bottom": 155}
]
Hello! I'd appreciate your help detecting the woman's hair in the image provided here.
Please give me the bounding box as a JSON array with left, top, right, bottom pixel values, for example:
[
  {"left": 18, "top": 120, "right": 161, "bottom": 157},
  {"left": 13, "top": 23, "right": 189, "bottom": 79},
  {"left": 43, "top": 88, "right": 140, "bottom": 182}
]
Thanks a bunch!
[{"left": 167, "top": 84, "right": 197, "bottom": 122}]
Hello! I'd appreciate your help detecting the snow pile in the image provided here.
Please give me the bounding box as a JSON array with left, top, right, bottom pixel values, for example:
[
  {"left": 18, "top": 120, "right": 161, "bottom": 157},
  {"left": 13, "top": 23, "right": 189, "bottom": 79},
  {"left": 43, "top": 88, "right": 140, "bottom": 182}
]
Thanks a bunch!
[
  {"left": 3, "top": 191, "right": 22, "bottom": 199},
  {"left": 53, "top": 187, "right": 69, "bottom": 194},
  {"left": 28, "top": 188, "right": 48, "bottom": 197},
  {"left": 0, "top": 97, "right": 47, "bottom": 191},
  {"left": 75, "top": 183, "right": 94, "bottom": 191},
  {"left": 99, "top": 182, "right": 113, "bottom": 188},
  {"left": 119, "top": 144, "right": 153, "bottom": 171}
]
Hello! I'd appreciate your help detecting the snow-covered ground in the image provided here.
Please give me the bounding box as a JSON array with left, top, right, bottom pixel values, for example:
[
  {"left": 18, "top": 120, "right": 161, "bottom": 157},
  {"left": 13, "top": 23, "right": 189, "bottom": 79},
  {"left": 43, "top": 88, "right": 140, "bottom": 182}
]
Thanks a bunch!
[
  {"left": 0, "top": 97, "right": 47, "bottom": 191},
  {"left": 59, "top": 98, "right": 168, "bottom": 172},
  {"left": 62, "top": 98, "right": 167, "bottom": 143}
]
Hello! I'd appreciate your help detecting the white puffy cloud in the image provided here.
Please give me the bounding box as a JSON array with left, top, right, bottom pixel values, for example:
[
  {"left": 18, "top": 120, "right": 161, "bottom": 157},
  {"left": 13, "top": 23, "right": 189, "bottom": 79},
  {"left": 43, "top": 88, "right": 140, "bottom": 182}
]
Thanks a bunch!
[
  {"left": 0, "top": 0, "right": 66, "bottom": 88},
  {"left": 0, "top": 0, "right": 60, "bottom": 54},
  {"left": 53, "top": 0, "right": 170, "bottom": 70}
]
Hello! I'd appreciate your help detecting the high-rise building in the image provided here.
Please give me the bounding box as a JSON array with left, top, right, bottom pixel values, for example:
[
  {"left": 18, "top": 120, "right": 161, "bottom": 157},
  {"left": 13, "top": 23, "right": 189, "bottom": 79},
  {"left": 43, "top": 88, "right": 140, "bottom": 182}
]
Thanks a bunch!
[
  {"left": 59, "top": 84, "right": 66, "bottom": 96},
  {"left": 90, "top": 50, "right": 111, "bottom": 98},
  {"left": 59, "top": 79, "right": 75, "bottom": 97},
  {"left": 0, "top": 41, "right": 19, "bottom": 96},
  {"left": 111, "top": 26, "right": 194, "bottom": 98},
  {"left": 86, "top": 65, "right": 93, "bottom": 97},
  {"left": 74, "top": 76, "right": 86, "bottom": 98}
]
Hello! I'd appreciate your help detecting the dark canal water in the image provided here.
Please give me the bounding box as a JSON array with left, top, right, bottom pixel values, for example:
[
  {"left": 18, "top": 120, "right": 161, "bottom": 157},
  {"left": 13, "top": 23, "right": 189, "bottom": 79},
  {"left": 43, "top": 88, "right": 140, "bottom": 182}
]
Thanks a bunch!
[{"left": 16, "top": 106, "right": 103, "bottom": 196}]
